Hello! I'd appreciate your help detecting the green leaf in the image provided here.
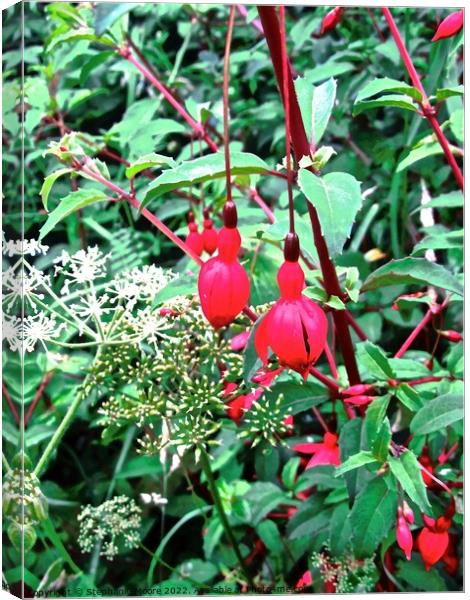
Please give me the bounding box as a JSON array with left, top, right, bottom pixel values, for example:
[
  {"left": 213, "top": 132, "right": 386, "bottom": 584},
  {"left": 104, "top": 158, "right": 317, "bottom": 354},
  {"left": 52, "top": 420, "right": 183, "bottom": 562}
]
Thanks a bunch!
[
  {"left": 294, "top": 77, "right": 336, "bottom": 147},
  {"left": 287, "top": 500, "right": 331, "bottom": 540},
  {"left": 410, "top": 190, "right": 463, "bottom": 214},
  {"left": 388, "top": 450, "right": 430, "bottom": 513},
  {"left": 372, "top": 419, "right": 392, "bottom": 463},
  {"left": 410, "top": 393, "right": 463, "bottom": 435},
  {"left": 179, "top": 559, "right": 218, "bottom": 583},
  {"left": 412, "top": 229, "right": 463, "bottom": 255},
  {"left": 353, "top": 94, "right": 418, "bottom": 117},
  {"left": 395, "top": 384, "right": 422, "bottom": 412},
  {"left": 267, "top": 380, "right": 328, "bottom": 415},
  {"left": 449, "top": 108, "right": 463, "bottom": 143},
  {"left": 335, "top": 450, "right": 378, "bottom": 477},
  {"left": 357, "top": 341, "right": 395, "bottom": 380},
  {"left": 397, "top": 141, "right": 462, "bottom": 172},
  {"left": 349, "top": 477, "right": 397, "bottom": 558},
  {"left": 298, "top": 169, "right": 362, "bottom": 258},
  {"left": 362, "top": 258, "right": 463, "bottom": 297},
  {"left": 243, "top": 482, "right": 286, "bottom": 525},
  {"left": 339, "top": 418, "right": 373, "bottom": 502},
  {"left": 256, "top": 520, "right": 283, "bottom": 555},
  {"left": 435, "top": 84, "right": 464, "bottom": 102},
  {"left": 125, "top": 153, "right": 176, "bottom": 179},
  {"left": 80, "top": 50, "right": 114, "bottom": 86},
  {"left": 144, "top": 152, "right": 270, "bottom": 205},
  {"left": 355, "top": 77, "right": 422, "bottom": 102},
  {"left": 329, "top": 503, "right": 352, "bottom": 557},
  {"left": 153, "top": 271, "right": 197, "bottom": 306},
  {"left": 365, "top": 396, "right": 391, "bottom": 446},
  {"left": 294, "top": 465, "right": 343, "bottom": 494},
  {"left": 282, "top": 457, "right": 301, "bottom": 489},
  {"left": 94, "top": 3, "right": 134, "bottom": 35},
  {"left": 47, "top": 28, "right": 113, "bottom": 52},
  {"left": 243, "top": 316, "right": 264, "bottom": 383},
  {"left": 396, "top": 559, "right": 447, "bottom": 591},
  {"left": 40, "top": 168, "right": 72, "bottom": 210},
  {"left": 39, "top": 188, "right": 109, "bottom": 240}
]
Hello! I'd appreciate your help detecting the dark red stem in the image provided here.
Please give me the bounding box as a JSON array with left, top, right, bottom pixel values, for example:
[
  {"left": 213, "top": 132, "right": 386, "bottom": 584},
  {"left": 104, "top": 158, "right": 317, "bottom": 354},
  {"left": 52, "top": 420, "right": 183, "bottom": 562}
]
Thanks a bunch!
[
  {"left": 2, "top": 382, "right": 20, "bottom": 426},
  {"left": 223, "top": 6, "right": 236, "bottom": 204},
  {"left": 381, "top": 8, "right": 463, "bottom": 190},
  {"left": 24, "top": 373, "right": 54, "bottom": 427},
  {"left": 258, "top": 6, "right": 361, "bottom": 386},
  {"left": 394, "top": 297, "right": 449, "bottom": 359}
]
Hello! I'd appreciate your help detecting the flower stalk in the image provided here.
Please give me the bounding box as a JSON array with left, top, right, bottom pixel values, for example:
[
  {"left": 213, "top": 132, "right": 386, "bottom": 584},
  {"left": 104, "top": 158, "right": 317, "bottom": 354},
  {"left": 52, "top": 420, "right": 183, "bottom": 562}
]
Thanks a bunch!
[{"left": 381, "top": 8, "right": 464, "bottom": 190}]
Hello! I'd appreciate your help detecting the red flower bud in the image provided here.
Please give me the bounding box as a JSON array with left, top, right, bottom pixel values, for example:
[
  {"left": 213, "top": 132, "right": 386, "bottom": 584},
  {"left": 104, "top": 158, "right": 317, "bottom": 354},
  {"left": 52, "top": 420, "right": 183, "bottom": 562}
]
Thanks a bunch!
[
  {"left": 343, "top": 394, "right": 374, "bottom": 406},
  {"left": 432, "top": 10, "right": 463, "bottom": 42},
  {"left": 198, "top": 205, "right": 250, "bottom": 328},
  {"left": 230, "top": 331, "right": 250, "bottom": 351},
  {"left": 319, "top": 6, "right": 344, "bottom": 36},
  {"left": 295, "top": 570, "right": 313, "bottom": 590},
  {"left": 255, "top": 244, "right": 328, "bottom": 378},
  {"left": 396, "top": 511, "right": 413, "bottom": 560},
  {"left": 439, "top": 329, "right": 463, "bottom": 343},
  {"left": 202, "top": 218, "right": 218, "bottom": 256},
  {"left": 186, "top": 221, "right": 204, "bottom": 256},
  {"left": 402, "top": 501, "right": 415, "bottom": 524},
  {"left": 417, "top": 526, "right": 449, "bottom": 570},
  {"left": 341, "top": 383, "right": 374, "bottom": 397},
  {"left": 251, "top": 366, "right": 283, "bottom": 387}
]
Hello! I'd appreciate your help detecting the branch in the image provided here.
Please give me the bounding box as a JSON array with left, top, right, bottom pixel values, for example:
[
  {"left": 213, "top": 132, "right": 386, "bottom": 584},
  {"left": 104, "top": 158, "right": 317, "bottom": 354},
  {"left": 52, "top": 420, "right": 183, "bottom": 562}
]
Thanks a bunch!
[
  {"left": 381, "top": 8, "right": 464, "bottom": 190},
  {"left": 258, "top": 6, "right": 361, "bottom": 386}
]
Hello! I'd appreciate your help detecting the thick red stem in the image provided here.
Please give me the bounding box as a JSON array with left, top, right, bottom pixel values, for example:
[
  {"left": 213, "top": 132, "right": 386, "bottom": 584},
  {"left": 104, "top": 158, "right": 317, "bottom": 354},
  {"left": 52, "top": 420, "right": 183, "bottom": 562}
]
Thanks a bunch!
[
  {"left": 381, "top": 8, "right": 463, "bottom": 190},
  {"left": 24, "top": 373, "right": 54, "bottom": 427},
  {"left": 258, "top": 6, "right": 361, "bottom": 386}
]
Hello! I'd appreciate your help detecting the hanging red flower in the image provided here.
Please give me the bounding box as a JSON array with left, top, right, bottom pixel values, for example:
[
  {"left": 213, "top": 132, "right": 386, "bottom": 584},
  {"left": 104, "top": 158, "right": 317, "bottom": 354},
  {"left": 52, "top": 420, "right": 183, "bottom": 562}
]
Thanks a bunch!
[
  {"left": 254, "top": 234, "right": 328, "bottom": 378},
  {"left": 295, "top": 570, "right": 313, "bottom": 590},
  {"left": 432, "top": 10, "right": 463, "bottom": 42},
  {"left": 185, "top": 211, "right": 204, "bottom": 256},
  {"left": 416, "top": 525, "right": 450, "bottom": 571},
  {"left": 202, "top": 207, "right": 218, "bottom": 256},
  {"left": 293, "top": 432, "right": 340, "bottom": 469},
  {"left": 198, "top": 201, "right": 250, "bottom": 329},
  {"left": 319, "top": 7, "right": 344, "bottom": 36}
]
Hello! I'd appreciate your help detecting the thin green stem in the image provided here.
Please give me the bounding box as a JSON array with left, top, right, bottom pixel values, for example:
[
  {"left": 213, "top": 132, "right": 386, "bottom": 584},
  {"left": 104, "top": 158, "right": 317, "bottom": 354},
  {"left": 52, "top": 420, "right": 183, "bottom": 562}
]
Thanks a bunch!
[
  {"left": 199, "top": 447, "right": 254, "bottom": 588},
  {"left": 33, "top": 350, "right": 100, "bottom": 477},
  {"left": 3, "top": 453, "right": 10, "bottom": 472}
]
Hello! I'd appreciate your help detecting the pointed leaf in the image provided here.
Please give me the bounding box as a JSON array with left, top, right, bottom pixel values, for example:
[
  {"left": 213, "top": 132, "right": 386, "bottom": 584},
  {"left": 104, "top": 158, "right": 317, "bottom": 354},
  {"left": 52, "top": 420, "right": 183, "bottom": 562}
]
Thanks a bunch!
[
  {"left": 355, "top": 77, "right": 422, "bottom": 102},
  {"left": 125, "top": 153, "right": 176, "bottom": 179},
  {"left": 294, "top": 77, "right": 336, "bottom": 147},
  {"left": 362, "top": 258, "right": 463, "bottom": 296},
  {"left": 353, "top": 94, "right": 418, "bottom": 116},
  {"left": 298, "top": 169, "right": 362, "bottom": 257},
  {"left": 40, "top": 168, "right": 72, "bottom": 210},
  {"left": 335, "top": 450, "right": 378, "bottom": 477},
  {"left": 389, "top": 450, "right": 431, "bottom": 513},
  {"left": 39, "top": 188, "right": 109, "bottom": 239},
  {"left": 410, "top": 393, "right": 463, "bottom": 435}
]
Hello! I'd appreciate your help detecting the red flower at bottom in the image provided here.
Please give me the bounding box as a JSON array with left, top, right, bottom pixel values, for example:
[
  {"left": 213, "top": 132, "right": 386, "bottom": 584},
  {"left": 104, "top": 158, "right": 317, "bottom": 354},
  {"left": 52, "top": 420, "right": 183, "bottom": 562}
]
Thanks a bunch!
[
  {"left": 416, "top": 527, "right": 449, "bottom": 571},
  {"left": 293, "top": 432, "right": 340, "bottom": 469},
  {"left": 255, "top": 236, "right": 328, "bottom": 378}
]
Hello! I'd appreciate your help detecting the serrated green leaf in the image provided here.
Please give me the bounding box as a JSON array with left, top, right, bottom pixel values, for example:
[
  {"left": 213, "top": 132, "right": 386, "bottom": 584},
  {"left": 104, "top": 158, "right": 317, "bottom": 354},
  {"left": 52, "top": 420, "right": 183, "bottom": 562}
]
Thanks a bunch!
[
  {"left": 410, "top": 393, "right": 463, "bottom": 435},
  {"left": 256, "top": 519, "right": 283, "bottom": 555},
  {"left": 298, "top": 169, "right": 362, "bottom": 258},
  {"left": 353, "top": 94, "right": 418, "bottom": 116},
  {"left": 40, "top": 168, "right": 72, "bottom": 210},
  {"left": 362, "top": 258, "right": 463, "bottom": 297},
  {"left": 397, "top": 141, "right": 462, "bottom": 172},
  {"left": 357, "top": 341, "right": 395, "bottom": 380},
  {"left": 388, "top": 450, "right": 430, "bottom": 513},
  {"left": 372, "top": 419, "right": 392, "bottom": 463},
  {"left": 349, "top": 477, "right": 397, "bottom": 558},
  {"left": 144, "top": 152, "right": 270, "bottom": 206},
  {"left": 39, "top": 188, "right": 109, "bottom": 239},
  {"left": 395, "top": 384, "right": 422, "bottom": 412},
  {"left": 94, "top": 2, "right": 134, "bottom": 36},
  {"left": 294, "top": 77, "right": 336, "bottom": 147},
  {"left": 335, "top": 450, "right": 378, "bottom": 477},
  {"left": 435, "top": 84, "right": 464, "bottom": 102},
  {"left": 355, "top": 77, "right": 422, "bottom": 102},
  {"left": 125, "top": 153, "right": 176, "bottom": 179},
  {"left": 365, "top": 396, "right": 391, "bottom": 447}
]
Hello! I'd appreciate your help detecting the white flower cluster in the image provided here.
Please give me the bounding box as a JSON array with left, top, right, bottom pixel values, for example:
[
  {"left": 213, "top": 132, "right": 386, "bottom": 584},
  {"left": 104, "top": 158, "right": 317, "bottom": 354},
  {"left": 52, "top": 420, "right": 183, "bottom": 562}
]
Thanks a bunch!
[
  {"left": 2, "top": 236, "right": 49, "bottom": 257},
  {"left": 77, "top": 496, "right": 142, "bottom": 560},
  {"left": 2, "top": 240, "right": 180, "bottom": 355}
]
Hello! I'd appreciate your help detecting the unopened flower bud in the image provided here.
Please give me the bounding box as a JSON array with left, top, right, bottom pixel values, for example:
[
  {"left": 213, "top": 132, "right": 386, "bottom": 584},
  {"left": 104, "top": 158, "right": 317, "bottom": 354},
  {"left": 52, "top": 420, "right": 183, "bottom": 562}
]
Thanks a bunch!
[
  {"left": 402, "top": 501, "right": 415, "bottom": 524},
  {"left": 396, "top": 512, "right": 413, "bottom": 560},
  {"left": 439, "top": 329, "right": 463, "bottom": 343},
  {"left": 432, "top": 10, "right": 463, "bottom": 42},
  {"left": 341, "top": 383, "right": 374, "bottom": 397}
]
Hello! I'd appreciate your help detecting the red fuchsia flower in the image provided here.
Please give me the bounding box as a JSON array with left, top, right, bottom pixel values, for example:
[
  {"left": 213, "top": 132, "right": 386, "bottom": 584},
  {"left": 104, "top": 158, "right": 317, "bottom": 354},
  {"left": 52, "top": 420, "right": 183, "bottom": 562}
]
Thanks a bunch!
[
  {"left": 230, "top": 330, "right": 250, "bottom": 351},
  {"left": 185, "top": 211, "right": 204, "bottom": 256},
  {"left": 255, "top": 234, "right": 328, "bottom": 379},
  {"left": 432, "top": 10, "right": 463, "bottom": 42},
  {"left": 439, "top": 329, "right": 463, "bottom": 343},
  {"left": 198, "top": 202, "right": 250, "bottom": 329},
  {"left": 319, "top": 6, "right": 344, "bottom": 36},
  {"left": 419, "top": 447, "right": 436, "bottom": 488},
  {"left": 441, "top": 534, "right": 459, "bottom": 575},
  {"left": 396, "top": 507, "right": 413, "bottom": 560},
  {"left": 416, "top": 515, "right": 451, "bottom": 571},
  {"left": 201, "top": 207, "right": 218, "bottom": 256},
  {"left": 293, "top": 432, "right": 340, "bottom": 469},
  {"left": 295, "top": 570, "right": 313, "bottom": 590}
]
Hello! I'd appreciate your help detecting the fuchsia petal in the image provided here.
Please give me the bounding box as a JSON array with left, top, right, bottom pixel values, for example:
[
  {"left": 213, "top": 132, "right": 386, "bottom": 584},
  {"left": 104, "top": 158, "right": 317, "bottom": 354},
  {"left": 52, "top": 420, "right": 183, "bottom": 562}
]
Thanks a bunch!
[
  {"left": 432, "top": 10, "right": 463, "bottom": 42},
  {"left": 293, "top": 443, "right": 322, "bottom": 454},
  {"left": 254, "top": 313, "right": 271, "bottom": 365}
]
